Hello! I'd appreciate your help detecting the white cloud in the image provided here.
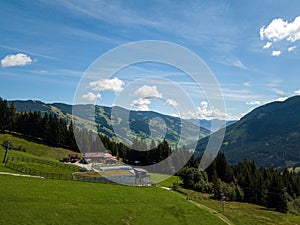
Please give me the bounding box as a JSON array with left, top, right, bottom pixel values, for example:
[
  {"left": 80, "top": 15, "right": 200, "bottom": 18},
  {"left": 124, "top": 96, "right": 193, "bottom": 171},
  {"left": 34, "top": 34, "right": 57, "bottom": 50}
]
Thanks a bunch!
[
  {"left": 1, "top": 53, "right": 32, "bottom": 68},
  {"left": 180, "top": 101, "right": 237, "bottom": 120},
  {"left": 131, "top": 98, "right": 151, "bottom": 106},
  {"left": 134, "top": 85, "right": 162, "bottom": 99},
  {"left": 275, "top": 97, "right": 288, "bottom": 102},
  {"left": 200, "top": 101, "right": 208, "bottom": 109},
  {"left": 260, "top": 16, "right": 300, "bottom": 42},
  {"left": 272, "top": 50, "right": 281, "bottom": 56},
  {"left": 216, "top": 56, "right": 246, "bottom": 69},
  {"left": 288, "top": 46, "right": 296, "bottom": 52},
  {"left": 294, "top": 89, "right": 300, "bottom": 95},
  {"left": 246, "top": 100, "right": 261, "bottom": 105},
  {"left": 263, "top": 42, "right": 272, "bottom": 49},
  {"left": 89, "top": 78, "right": 124, "bottom": 92},
  {"left": 82, "top": 92, "right": 101, "bottom": 102},
  {"left": 130, "top": 85, "right": 164, "bottom": 111},
  {"left": 131, "top": 98, "right": 151, "bottom": 111},
  {"left": 165, "top": 99, "right": 178, "bottom": 107},
  {"left": 136, "top": 104, "right": 149, "bottom": 111},
  {"left": 232, "top": 59, "right": 246, "bottom": 69}
]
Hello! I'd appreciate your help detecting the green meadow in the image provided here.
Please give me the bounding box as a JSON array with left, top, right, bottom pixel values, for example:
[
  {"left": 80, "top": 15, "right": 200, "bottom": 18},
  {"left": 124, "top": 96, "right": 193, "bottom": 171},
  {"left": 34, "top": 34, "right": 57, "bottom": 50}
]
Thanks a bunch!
[
  {"left": 180, "top": 188, "right": 300, "bottom": 225},
  {"left": 1, "top": 133, "right": 300, "bottom": 225},
  {"left": 0, "top": 133, "right": 77, "bottom": 160},
  {"left": 0, "top": 175, "right": 226, "bottom": 225}
]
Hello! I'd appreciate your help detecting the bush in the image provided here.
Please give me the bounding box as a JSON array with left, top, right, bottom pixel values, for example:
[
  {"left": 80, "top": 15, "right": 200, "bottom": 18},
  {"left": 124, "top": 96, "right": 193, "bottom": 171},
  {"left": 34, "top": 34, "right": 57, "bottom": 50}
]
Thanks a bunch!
[
  {"left": 288, "top": 197, "right": 300, "bottom": 215},
  {"left": 178, "top": 167, "right": 211, "bottom": 193},
  {"left": 213, "top": 178, "right": 244, "bottom": 201}
]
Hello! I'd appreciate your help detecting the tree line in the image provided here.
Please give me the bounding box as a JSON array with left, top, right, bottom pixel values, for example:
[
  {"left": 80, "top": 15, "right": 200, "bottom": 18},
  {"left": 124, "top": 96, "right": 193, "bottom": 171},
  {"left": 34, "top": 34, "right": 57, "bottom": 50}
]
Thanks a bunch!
[
  {"left": 178, "top": 152, "right": 300, "bottom": 213},
  {"left": 0, "top": 98, "right": 77, "bottom": 150}
]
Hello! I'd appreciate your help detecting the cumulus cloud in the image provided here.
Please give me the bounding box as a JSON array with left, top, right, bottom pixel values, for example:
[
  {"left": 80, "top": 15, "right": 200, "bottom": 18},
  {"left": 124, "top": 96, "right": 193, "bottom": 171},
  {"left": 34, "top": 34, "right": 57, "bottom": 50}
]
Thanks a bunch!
[
  {"left": 136, "top": 104, "right": 149, "bottom": 111},
  {"left": 134, "top": 85, "right": 162, "bottom": 99},
  {"left": 294, "top": 89, "right": 300, "bottom": 95},
  {"left": 196, "top": 101, "right": 230, "bottom": 120},
  {"left": 246, "top": 100, "right": 261, "bottom": 105},
  {"left": 89, "top": 77, "right": 124, "bottom": 92},
  {"left": 1, "top": 53, "right": 32, "bottom": 67},
  {"left": 288, "top": 46, "right": 296, "bottom": 52},
  {"left": 165, "top": 99, "right": 178, "bottom": 107},
  {"left": 180, "top": 101, "right": 237, "bottom": 120},
  {"left": 260, "top": 16, "right": 300, "bottom": 42},
  {"left": 131, "top": 98, "right": 151, "bottom": 111},
  {"left": 260, "top": 16, "right": 300, "bottom": 55},
  {"left": 82, "top": 92, "right": 101, "bottom": 102},
  {"left": 272, "top": 50, "right": 281, "bottom": 56},
  {"left": 263, "top": 42, "right": 272, "bottom": 49}
]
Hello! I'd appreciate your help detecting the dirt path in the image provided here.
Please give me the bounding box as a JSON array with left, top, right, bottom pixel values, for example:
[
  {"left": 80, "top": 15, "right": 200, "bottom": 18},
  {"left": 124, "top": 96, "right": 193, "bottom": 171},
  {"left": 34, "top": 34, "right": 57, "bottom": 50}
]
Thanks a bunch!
[
  {"left": 158, "top": 186, "right": 233, "bottom": 225},
  {"left": 0, "top": 171, "right": 44, "bottom": 179},
  {"left": 188, "top": 200, "right": 234, "bottom": 225}
]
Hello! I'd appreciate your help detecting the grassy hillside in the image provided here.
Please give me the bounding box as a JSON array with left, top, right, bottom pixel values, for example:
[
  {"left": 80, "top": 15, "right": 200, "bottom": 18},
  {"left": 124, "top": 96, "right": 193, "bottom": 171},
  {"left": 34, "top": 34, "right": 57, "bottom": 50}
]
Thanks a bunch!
[
  {"left": 2, "top": 173, "right": 300, "bottom": 225},
  {"left": 0, "top": 133, "right": 77, "bottom": 160},
  {"left": 0, "top": 133, "right": 80, "bottom": 175},
  {"left": 0, "top": 175, "right": 226, "bottom": 225},
  {"left": 1, "top": 133, "right": 300, "bottom": 224},
  {"left": 180, "top": 189, "right": 300, "bottom": 225}
]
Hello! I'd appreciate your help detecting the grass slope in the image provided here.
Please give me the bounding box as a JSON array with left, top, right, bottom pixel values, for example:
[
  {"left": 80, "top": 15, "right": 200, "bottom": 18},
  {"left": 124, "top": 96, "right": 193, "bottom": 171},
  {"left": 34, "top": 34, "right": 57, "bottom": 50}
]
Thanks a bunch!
[
  {"left": 181, "top": 189, "right": 300, "bottom": 225},
  {"left": 0, "top": 133, "right": 224, "bottom": 224},
  {"left": 0, "top": 133, "right": 77, "bottom": 160},
  {"left": 0, "top": 133, "right": 79, "bottom": 174},
  {"left": 0, "top": 175, "right": 226, "bottom": 225},
  {"left": 1, "top": 133, "right": 300, "bottom": 224}
]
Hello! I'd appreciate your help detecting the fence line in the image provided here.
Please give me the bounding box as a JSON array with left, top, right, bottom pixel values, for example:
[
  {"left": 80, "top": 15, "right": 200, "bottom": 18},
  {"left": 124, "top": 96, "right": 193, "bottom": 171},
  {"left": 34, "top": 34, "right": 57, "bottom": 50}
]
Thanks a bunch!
[
  {"left": 5, "top": 161, "right": 73, "bottom": 180},
  {"left": 6, "top": 156, "right": 81, "bottom": 172},
  {"left": 4, "top": 157, "right": 149, "bottom": 186},
  {"left": 4, "top": 158, "right": 106, "bottom": 183}
]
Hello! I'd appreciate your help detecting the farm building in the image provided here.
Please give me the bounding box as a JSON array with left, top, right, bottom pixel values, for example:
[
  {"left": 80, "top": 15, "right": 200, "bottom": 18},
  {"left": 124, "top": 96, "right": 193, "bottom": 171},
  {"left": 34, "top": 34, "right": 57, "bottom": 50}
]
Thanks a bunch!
[
  {"left": 73, "top": 166, "right": 151, "bottom": 186},
  {"left": 83, "top": 152, "right": 118, "bottom": 164},
  {"left": 83, "top": 152, "right": 105, "bottom": 163}
]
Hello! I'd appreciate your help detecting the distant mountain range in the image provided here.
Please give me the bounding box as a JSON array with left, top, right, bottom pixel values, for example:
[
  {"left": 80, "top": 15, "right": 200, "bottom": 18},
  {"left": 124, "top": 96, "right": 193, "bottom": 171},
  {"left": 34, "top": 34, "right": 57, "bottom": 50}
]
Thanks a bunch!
[
  {"left": 196, "top": 96, "right": 300, "bottom": 169},
  {"left": 187, "top": 119, "right": 236, "bottom": 132},
  {"left": 9, "top": 96, "right": 300, "bottom": 169},
  {"left": 10, "top": 100, "right": 225, "bottom": 148}
]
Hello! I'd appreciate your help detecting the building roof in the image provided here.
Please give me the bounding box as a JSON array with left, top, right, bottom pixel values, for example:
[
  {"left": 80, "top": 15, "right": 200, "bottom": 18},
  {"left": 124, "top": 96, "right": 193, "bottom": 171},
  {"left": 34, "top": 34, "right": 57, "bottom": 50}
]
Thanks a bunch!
[
  {"left": 83, "top": 152, "right": 105, "bottom": 158},
  {"left": 73, "top": 170, "right": 134, "bottom": 178},
  {"left": 100, "top": 166, "right": 133, "bottom": 171},
  {"left": 133, "top": 168, "right": 148, "bottom": 173}
]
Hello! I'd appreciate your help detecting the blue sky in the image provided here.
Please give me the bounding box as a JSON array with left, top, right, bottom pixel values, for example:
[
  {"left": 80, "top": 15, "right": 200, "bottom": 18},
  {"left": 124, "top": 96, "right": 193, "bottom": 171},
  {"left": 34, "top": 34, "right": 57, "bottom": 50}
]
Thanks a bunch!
[{"left": 1, "top": 0, "right": 300, "bottom": 120}]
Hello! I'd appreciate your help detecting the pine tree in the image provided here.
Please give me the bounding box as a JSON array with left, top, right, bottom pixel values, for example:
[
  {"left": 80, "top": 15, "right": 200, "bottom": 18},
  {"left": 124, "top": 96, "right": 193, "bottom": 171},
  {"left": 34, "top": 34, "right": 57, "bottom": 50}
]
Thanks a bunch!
[
  {"left": 266, "top": 174, "right": 288, "bottom": 213},
  {"left": 8, "top": 102, "right": 16, "bottom": 131},
  {"left": 212, "top": 173, "right": 222, "bottom": 199},
  {"left": 41, "top": 112, "right": 50, "bottom": 141},
  {"left": 216, "top": 152, "right": 228, "bottom": 181},
  {"left": 0, "top": 98, "right": 9, "bottom": 132}
]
